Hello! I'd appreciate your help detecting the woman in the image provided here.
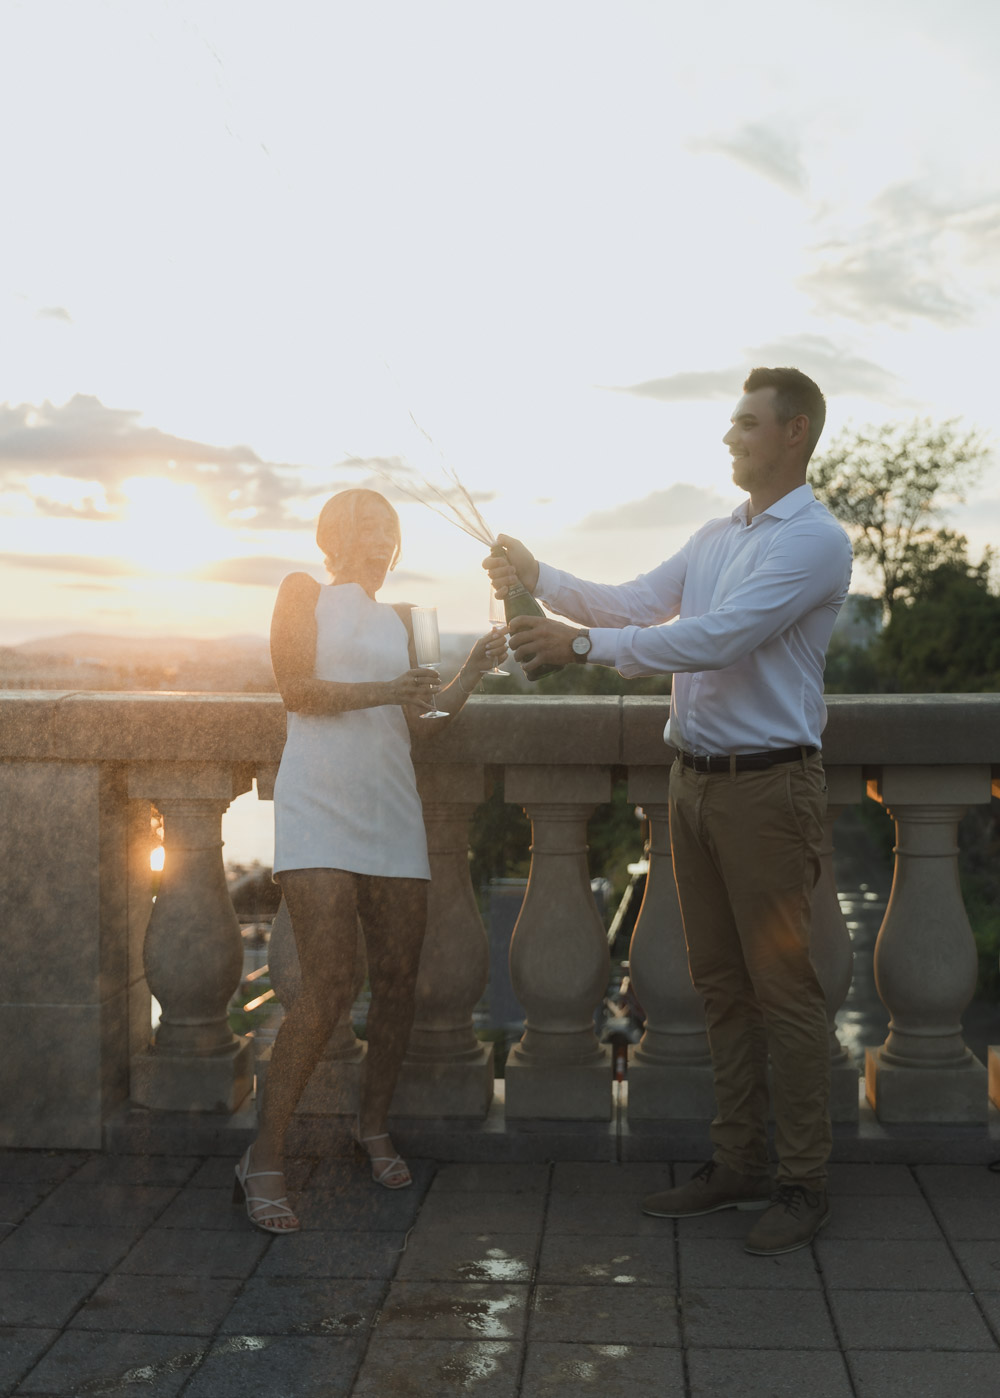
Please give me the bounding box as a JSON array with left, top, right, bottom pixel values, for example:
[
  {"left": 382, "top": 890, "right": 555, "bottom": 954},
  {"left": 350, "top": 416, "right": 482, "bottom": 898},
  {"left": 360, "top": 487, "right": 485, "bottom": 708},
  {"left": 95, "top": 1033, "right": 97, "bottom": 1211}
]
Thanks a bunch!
[{"left": 234, "top": 488, "right": 505, "bottom": 1233}]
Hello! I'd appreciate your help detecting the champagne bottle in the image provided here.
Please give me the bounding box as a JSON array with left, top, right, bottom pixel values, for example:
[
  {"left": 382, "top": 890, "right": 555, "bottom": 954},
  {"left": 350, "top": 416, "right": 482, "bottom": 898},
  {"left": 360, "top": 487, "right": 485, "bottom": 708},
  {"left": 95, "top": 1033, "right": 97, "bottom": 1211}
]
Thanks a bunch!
[{"left": 491, "top": 545, "right": 564, "bottom": 681}]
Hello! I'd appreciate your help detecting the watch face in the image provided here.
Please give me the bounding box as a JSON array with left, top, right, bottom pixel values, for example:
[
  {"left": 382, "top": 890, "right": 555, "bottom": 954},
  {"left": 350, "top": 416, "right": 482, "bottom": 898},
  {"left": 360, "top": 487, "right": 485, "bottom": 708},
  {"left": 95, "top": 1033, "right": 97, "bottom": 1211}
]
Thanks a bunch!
[{"left": 572, "top": 634, "right": 591, "bottom": 655}]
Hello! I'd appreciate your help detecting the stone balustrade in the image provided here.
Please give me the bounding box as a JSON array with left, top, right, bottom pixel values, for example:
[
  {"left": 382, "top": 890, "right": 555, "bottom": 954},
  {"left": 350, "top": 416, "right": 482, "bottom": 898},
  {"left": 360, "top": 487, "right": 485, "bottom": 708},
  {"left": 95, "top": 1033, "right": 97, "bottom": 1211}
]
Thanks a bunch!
[{"left": 1, "top": 691, "right": 998, "bottom": 1150}]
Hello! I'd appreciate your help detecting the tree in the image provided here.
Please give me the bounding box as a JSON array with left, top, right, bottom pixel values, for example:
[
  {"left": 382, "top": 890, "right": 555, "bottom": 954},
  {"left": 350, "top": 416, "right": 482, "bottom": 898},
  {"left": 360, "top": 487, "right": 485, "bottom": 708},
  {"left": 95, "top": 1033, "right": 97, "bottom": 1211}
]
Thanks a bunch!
[
  {"left": 811, "top": 419, "right": 990, "bottom": 619},
  {"left": 876, "top": 553, "right": 1000, "bottom": 694}
]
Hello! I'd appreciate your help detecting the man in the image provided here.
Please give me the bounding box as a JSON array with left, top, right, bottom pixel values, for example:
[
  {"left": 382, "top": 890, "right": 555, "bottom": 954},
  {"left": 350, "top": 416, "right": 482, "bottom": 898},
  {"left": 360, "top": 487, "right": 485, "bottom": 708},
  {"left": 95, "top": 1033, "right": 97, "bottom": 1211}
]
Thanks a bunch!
[{"left": 485, "top": 366, "right": 852, "bottom": 1255}]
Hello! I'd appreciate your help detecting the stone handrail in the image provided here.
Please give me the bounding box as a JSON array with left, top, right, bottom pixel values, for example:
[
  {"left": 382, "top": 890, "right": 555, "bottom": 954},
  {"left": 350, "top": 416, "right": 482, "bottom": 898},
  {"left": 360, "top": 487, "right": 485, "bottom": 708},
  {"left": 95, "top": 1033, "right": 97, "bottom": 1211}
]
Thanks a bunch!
[{"left": 1, "top": 690, "right": 998, "bottom": 1148}]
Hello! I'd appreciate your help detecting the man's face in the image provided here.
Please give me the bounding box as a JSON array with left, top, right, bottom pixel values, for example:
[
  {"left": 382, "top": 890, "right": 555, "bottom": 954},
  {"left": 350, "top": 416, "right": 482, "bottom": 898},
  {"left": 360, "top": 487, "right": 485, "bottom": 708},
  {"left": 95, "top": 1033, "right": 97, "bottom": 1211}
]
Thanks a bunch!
[{"left": 722, "top": 387, "right": 790, "bottom": 495}]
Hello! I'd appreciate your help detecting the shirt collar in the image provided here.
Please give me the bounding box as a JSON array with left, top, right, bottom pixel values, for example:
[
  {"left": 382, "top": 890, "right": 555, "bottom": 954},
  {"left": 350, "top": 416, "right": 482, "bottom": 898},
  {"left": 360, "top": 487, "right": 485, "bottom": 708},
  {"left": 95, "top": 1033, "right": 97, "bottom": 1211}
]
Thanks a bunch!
[{"left": 730, "top": 482, "right": 815, "bottom": 527}]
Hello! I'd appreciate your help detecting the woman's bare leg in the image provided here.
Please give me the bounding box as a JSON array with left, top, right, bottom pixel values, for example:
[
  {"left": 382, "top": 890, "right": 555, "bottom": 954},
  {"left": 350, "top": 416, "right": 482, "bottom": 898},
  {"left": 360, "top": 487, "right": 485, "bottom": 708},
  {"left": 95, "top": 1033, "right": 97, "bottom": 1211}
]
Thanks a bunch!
[
  {"left": 248, "top": 868, "right": 361, "bottom": 1220},
  {"left": 355, "top": 875, "right": 428, "bottom": 1180}
]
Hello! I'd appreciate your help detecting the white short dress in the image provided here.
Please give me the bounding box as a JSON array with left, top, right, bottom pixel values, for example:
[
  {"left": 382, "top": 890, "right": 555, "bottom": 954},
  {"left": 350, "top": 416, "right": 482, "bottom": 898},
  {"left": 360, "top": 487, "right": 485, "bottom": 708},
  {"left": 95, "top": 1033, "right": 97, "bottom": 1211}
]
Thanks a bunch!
[{"left": 272, "top": 582, "right": 431, "bottom": 880}]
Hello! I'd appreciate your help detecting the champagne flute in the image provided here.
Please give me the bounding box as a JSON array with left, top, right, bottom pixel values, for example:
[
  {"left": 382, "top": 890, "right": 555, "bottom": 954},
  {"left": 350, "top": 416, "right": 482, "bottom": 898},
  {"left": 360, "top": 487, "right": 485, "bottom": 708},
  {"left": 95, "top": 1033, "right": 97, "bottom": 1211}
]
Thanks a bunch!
[
  {"left": 486, "top": 587, "right": 510, "bottom": 676},
  {"left": 410, "top": 606, "right": 449, "bottom": 718}
]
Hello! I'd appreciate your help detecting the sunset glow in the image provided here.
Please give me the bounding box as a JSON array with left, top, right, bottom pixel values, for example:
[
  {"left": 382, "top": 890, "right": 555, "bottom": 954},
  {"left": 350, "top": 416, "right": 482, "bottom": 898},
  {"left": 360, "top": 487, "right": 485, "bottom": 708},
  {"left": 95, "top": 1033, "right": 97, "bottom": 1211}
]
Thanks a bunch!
[{"left": 1, "top": 1, "right": 998, "bottom": 645}]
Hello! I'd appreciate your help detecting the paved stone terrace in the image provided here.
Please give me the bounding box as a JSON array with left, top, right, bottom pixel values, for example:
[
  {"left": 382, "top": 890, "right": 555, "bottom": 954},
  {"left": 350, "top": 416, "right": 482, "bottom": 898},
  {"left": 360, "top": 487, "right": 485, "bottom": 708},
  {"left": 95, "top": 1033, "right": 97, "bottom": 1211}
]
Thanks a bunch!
[{"left": 2, "top": 1149, "right": 1000, "bottom": 1397}]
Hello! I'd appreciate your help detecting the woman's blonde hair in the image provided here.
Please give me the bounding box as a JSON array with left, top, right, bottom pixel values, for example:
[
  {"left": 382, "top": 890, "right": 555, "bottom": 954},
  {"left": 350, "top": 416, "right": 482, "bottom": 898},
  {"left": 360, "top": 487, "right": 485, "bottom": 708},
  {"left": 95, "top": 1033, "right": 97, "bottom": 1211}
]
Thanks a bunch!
[{"left": 315, "top": 488, "right": 401, "bottom": 576}]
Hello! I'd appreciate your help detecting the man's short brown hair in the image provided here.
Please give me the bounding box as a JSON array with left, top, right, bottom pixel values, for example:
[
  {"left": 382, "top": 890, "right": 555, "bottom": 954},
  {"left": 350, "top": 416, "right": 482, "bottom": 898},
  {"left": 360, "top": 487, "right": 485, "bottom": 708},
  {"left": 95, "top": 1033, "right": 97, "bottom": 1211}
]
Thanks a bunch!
[{"left": 744, "top": 366, "right": 827, "bottom": 460}]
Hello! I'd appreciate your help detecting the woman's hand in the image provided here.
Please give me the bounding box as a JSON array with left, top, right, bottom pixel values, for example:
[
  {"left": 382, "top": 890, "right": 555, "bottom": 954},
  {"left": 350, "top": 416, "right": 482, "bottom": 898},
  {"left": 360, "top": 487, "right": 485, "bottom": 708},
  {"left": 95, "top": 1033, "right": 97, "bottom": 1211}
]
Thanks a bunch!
[
  {"left": 385, "top": 667, "right": 440, "bottom": 710},
  {"left": 463, "top": 627, "right": 509, "bottom": 684}
]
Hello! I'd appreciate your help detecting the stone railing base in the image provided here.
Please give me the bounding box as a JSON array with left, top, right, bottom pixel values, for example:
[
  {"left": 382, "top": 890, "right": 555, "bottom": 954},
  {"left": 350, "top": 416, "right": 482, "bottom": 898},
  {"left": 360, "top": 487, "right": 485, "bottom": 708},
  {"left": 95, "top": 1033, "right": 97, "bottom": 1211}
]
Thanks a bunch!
[
  {"left": 100, "top": 1079, "right": 1000, "bottom": 1165},
  {"left": 865, "top": 1046, "right": 989, "bottom": 1124},
  {"left": 390, "top": 1047, "right": 496, "bottom": 1119},
  {"left": 625, "top": 1062, "right": 716, "bottom": 1121},
  {"left": 130, "top": 1041, "right": 253, "bottom": 1115},
  {"left": 504, "top": 1044, "right": 614, "bottom": 1121}
]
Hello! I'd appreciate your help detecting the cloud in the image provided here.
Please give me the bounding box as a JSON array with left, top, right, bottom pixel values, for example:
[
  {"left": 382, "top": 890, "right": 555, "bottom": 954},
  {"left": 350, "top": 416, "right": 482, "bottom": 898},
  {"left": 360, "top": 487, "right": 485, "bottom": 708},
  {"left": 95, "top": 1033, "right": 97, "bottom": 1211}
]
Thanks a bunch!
[
  {"left": 0, "top": 395, "right": 314, "bottom": 529},
  {"left": 0, "top": 552, "right": 142, "bottom": 576},
  {"left": 610, "top": 335, "right": 904, "bottom": 405},
  {"left": 800, "top": 182, "right": 1000, "bottom": 328},
  {"left": 37, "top": 306, "right": 73, "bottom": 323},
  {"left": 191, "top": 556, "right": 434, "bottom": 588},
  {"left": 691, "top": 123, "right": 807, "bottom": 196},
  {"left": 576, "top": 483, "right": 736, "bottom": 531},
  {"left": 194, "top": 557, "right": 320, "bottom": 588}
]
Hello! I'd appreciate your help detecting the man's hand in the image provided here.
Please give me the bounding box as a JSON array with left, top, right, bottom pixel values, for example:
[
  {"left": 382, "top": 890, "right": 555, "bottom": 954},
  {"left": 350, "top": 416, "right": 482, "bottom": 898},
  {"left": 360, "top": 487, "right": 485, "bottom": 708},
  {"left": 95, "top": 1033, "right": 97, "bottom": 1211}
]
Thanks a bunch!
[
  {"left": 483, "top": 534, "right": 540, "bottom": 597},
  {"left": 509, "top": 615, "right": 584, "bottom": 675}
]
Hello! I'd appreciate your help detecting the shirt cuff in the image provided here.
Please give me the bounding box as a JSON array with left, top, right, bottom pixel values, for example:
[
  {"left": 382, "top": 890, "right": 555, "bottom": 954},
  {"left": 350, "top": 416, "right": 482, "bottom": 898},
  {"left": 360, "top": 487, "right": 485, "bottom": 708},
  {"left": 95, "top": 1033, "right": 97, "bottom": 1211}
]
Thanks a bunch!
[
  {"left": 586, "top": 628, "right": 619, "bottom": 667},
  {"left": 534, "top": 560, "right": 561, "bottom": 601}
]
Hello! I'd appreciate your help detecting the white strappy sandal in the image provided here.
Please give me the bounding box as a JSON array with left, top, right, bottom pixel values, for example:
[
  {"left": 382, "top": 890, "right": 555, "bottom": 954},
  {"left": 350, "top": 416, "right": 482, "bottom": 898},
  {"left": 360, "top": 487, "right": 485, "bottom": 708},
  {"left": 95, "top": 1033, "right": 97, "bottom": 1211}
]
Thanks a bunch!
[
  {"left": 233, "top": 1146, "right": 301, "bottom": 1233},
  {"left": 353, "top": 1127, "right": 412, "bottom": 1190}
]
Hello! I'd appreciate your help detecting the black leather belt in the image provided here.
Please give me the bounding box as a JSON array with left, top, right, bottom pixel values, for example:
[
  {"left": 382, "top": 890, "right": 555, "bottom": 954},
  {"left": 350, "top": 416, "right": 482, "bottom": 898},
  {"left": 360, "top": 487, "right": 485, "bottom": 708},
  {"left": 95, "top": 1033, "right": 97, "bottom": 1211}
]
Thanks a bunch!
[{"left": 677, "top": 745, "right": 817, "bottom": 774}]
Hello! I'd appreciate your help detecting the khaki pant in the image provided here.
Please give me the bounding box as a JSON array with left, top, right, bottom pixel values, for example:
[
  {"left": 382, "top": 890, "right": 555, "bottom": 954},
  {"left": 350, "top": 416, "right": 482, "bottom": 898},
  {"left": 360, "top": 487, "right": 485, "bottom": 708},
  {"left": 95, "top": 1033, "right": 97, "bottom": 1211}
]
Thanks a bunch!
[{"left": 668, "top": 752, "right": 831, "bottom": 1187}]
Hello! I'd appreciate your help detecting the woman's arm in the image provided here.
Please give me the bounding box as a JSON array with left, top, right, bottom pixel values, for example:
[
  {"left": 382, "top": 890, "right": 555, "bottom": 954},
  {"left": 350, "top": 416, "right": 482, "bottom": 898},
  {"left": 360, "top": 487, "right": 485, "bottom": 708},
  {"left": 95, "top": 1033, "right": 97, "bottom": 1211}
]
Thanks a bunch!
[
  {"left": 270, "top": 574, "right": 439, "bottom": 715},
  {"left": 390, "top": 604, "right": 507, "bottom": 732}
]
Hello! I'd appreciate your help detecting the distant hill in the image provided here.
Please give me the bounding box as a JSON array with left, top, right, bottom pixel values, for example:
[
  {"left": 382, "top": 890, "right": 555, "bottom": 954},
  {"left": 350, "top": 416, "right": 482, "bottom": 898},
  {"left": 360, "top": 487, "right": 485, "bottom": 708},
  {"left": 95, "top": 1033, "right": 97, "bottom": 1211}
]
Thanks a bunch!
[
  {"left": 11, "top": 633, "right": 270, "bottom": 667},
  {"left": 2, "top": 630, "right": 486, "bottom": 693}
]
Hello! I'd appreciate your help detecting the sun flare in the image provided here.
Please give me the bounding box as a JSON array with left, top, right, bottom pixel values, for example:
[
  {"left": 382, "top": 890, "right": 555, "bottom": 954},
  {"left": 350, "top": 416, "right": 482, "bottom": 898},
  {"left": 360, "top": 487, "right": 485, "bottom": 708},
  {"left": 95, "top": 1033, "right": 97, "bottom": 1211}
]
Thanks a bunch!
[{"left": 119, "top": 477, "right": 234, "bottom": 576}]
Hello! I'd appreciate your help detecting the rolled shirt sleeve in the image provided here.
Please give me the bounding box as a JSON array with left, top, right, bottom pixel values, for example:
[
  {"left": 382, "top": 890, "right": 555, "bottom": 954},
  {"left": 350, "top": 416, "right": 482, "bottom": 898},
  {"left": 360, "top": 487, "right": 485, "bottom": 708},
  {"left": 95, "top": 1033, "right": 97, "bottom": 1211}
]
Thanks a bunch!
[{"left": 534, "top": 488, "right": 853, "bottom": 753}]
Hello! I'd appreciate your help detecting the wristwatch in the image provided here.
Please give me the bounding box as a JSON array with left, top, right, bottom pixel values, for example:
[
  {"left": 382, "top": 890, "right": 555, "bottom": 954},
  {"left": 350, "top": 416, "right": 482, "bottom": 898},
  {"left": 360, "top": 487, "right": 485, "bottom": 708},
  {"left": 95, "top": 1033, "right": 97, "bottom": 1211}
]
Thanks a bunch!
[{"left": 571, "top": 630, "right": 592, "bottom": 662}]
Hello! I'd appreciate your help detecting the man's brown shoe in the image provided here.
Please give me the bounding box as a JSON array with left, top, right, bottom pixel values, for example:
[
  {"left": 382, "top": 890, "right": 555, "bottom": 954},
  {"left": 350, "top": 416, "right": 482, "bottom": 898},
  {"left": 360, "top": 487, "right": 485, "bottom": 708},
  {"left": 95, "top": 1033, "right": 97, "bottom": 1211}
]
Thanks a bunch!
[
  {"left": 743, "top": 1183, "right": 830, "bottom": 1255},
  {"left": 642, "top": 1160, "right": 772, "bottom": 1218}
]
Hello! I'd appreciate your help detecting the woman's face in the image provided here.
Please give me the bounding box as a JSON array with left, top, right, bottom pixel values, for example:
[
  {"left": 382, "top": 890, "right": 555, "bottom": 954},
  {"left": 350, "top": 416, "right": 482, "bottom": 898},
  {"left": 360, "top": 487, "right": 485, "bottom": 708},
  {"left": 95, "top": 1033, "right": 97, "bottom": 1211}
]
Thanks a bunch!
[{"left": 336, "top": 496, "right": 400, "bottom": 595}]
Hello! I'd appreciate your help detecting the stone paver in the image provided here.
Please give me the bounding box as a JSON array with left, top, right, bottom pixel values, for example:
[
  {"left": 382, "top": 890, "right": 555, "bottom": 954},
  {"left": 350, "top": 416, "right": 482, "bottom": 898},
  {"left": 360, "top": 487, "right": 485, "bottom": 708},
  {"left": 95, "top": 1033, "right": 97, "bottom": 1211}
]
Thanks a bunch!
[
  {"left": 218, "top": 1276, "right": 383, "bottom": 1337},
  {"left": 69, "top": 1273, "right": 242, "bottom": 1336},
  {"left": 184, "top": 1334, "right": 365, "bottom": 1398},
  {"left": 394, "top": 1230, "right": 537, "bottom": 1283},
  {"left": 816, "top": 1237, "right": 968, "bottom": 1290},
  {"left": 827, "top": 1162, "right": 923, "bottom": 1196},
  {"left": 544, "top": 1191, "right": 671, "bottom": 1236},
  {"left": 678, "top": 1236, "right": 821, "bottom": 1290},
  {"left": 537, "top": 1233, "right": 676, "bottom": 1286},
  {"left": 847, "top": 1349, "right": 1000, "bottom": 1397},
  {"left": 529, "top": 1283, "right": 680, "bottom": 1346},
  {"left": 1, "top": 1150, "right": 999, "bottom": 1396},
  {"left": 829, "top": 1288, "right": 997, "bottom": 1350},
  {"left": 116, "top": 1226, "right": 270, "bottom": 1278},
  {"left": 521, "top": 1341, "right": 685, "bottom": 1397},
  {"left": 820, "top": 1194, "right": 945, "bottom": 1240},
  {"left": 29, "top": 1183, "right": 179, "bottom": 1231},
  {"left": 949, "top": 1240, "right": 1000, "bottom": 1291},
  {"left": 0, "top": 1328, "right": 58, "bottom": 1395},
  {"left": 351, "top": 1338, "right": 521, "bottom": 1396},
  {"left": 681, "top": 1286, "right": 839, "bottom": 1350},
  {"left": 14, "top": 1330, "right": 206, "bottom": 1397},
  {"left": 291, "top": 1186, "right": 427, "bottom": 1233},
  {"left": 255, "top": 1228, "right": 408, "bottom": 1279},
  {"left": 424, "top": 1163, "right": 550, "bottom": 1194},
  {"left": 377, "top": 1280, "right": 529, "bottom": 1340},
  {"left": 929, "top": 1195, "right": 1000, "bottom": 1240},
  {"left": 0, "top": 1222, "right": 142, "bottom": 1273},
  {"left": 0, "top": 1269, "right": 100, "bottom": 1328},
  {"left": 414, "top": 1189, "right": 547, "bottom": 1234},
  {"left": 687, "top": 1348, "right": 854, "bottom": 1397}
]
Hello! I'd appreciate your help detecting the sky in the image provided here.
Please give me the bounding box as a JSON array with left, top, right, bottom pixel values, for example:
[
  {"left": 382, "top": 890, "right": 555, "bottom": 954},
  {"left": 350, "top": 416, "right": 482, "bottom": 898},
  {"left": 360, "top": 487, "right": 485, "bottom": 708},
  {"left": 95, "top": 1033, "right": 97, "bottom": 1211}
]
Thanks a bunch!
[{"left": 3, "top": 0, "right": 1000, "bottom": 646}]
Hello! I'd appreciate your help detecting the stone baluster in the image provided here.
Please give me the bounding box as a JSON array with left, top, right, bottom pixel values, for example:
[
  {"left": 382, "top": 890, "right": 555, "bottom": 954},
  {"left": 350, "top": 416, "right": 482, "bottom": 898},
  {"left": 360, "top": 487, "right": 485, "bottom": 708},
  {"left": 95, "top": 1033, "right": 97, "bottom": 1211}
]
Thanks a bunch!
[
  {"left": 624, "top": 765, "right": 715, "bottom": 1121},
  {"left": 865, "top": 765, "right": 992, "bottom": 1123},
  {"left": 503, "top": 765, "right": 613, "bottom": 1120},
  {"left": 128, "top": 763, "right": 254, "bottom": 1112},
  {"left": 809, "top": 766, "right": 863, "bottom": 1121},
  {"left": 392, "top": 763, "right": 494, "bottom": 1117}
]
